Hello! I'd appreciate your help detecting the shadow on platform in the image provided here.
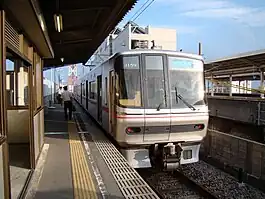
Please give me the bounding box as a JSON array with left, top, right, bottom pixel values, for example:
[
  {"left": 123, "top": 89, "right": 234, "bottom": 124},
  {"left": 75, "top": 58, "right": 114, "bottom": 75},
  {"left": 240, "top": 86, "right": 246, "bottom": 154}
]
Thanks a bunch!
[
  {"left": 44, "top": 104, "right": 70, "bottom": 133},
  {"left": 35, "top": 188, "right": 125, "bottom": 199}
]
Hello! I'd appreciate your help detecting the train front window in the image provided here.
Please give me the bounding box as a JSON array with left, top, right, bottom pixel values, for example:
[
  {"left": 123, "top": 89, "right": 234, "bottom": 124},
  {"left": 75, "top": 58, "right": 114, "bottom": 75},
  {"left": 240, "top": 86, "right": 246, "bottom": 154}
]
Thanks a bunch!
[
  {"left": 118, "top": 56, "right": 142, "bottom": 107},
  {"left": 145, "top": 55, "right": 167, "bottom": 109},
  {"left": 168, "top": 56, "right": 205, "bottom": 109}
]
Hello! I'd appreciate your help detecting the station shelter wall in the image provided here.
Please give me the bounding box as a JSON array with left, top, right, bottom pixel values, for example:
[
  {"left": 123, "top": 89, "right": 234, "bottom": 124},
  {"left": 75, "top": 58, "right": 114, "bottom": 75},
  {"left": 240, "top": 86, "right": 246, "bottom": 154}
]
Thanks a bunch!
[
  {"left": 0, "top": 144, "right": 5, "bottom": 199},
  {"left": 0, "top": 9, "right": 46, "bottom": 198}
]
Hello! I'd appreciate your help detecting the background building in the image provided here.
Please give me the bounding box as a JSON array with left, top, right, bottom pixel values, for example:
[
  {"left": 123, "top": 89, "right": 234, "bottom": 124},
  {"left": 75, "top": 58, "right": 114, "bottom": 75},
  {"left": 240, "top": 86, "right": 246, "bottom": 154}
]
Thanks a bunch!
[
  {"left": 88, "top": 21, "right": 177, "bottom": 70},
  {"left": 44, "top": 22, "right": 177, "bottom": 84},
  {"left": 67, "top": 64, "right": 78, "bottom": 92}
]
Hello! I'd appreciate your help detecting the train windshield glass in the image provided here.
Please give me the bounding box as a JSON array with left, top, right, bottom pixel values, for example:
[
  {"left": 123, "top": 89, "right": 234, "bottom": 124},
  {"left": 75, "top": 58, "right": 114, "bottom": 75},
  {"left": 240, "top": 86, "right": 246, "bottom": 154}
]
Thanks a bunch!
[
  {"left": 145, "top": 55, "right": 167, "bottom": 109},
  {"left": 118, "top": 56, "right": 142, "bottom": 107},
  {"left": 168, "top": 56, "right": 205, "bottom": 109}
]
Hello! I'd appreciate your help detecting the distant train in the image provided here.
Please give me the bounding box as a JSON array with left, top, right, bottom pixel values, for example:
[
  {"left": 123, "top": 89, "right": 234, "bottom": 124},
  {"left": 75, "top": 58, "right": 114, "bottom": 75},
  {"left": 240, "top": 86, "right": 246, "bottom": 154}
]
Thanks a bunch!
[{"left": 74, "top": 50, "right": 209, "bottom": 170}]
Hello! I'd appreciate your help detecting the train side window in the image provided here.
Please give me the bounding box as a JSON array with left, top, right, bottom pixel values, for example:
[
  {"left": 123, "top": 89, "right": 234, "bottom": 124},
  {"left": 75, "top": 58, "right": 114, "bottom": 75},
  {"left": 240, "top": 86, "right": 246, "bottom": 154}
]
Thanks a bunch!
[
  {"left": 89, "top": 82, "right": 92, "bottom": 99},
  {"left": 89, "top": 81, "right": 97, "bottom": 100},
  {"left": 81, "top": 83, "right": 82, "bottom": 97},
  {"left": 105, "top": 77, "right": 108, "bottom": 105},
  {"left": 89, "top": 82, "right": 91, "bottom": 98},
  {"left": 117, "top": 56, "right": 142, "bottom": 107},
  {"left": 86, "top": 80, "right": 88, "bottom": 99},
  {"left": 82, "top": 83, "right": 85, "bottom": 97}
]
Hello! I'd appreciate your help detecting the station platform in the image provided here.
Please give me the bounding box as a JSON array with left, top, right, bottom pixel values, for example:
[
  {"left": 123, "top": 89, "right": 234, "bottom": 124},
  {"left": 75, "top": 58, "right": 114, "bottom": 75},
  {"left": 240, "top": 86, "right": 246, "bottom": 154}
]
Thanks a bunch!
[{"left": 25, "top": 102, "right": 159, "bottom": 199}]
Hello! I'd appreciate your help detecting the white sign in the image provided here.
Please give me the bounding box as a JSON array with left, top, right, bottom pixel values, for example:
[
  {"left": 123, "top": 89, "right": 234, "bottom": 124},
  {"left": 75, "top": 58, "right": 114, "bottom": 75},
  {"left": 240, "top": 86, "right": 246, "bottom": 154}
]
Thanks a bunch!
[{"left": 68, "top": 64, "right": 77, "bottom": 76}]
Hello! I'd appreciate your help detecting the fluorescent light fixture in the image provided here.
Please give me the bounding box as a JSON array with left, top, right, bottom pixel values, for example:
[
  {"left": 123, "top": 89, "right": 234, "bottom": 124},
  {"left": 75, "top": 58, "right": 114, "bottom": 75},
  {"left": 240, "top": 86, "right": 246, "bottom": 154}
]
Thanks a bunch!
[
  {"left": 54, "top": 14, "right": 63, "bottom": 32},
  {"left": 38, "top": 15, "right": 45, "bottom": 31}
]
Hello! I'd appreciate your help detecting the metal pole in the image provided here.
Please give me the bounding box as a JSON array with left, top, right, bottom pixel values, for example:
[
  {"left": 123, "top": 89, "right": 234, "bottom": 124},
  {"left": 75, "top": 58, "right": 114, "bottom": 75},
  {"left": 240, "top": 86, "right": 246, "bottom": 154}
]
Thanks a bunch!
[
  {"left": 260, "top": 69, "right": 264, "bottom": 98},
  {"left": 198, "top": 42, "right": 201, "bottom": 55},
  {"left": 211, "top": 75, "right": 214, "bottom": 96},
  {"left": 53, "top": 68, "right": 56, "bottom": 103},
  {"left": 229, "top": 75, "right": 233, "bottom": 97},
  {"left": 48, "top": 68, "right": 55, "bottom": 108},
  {"left": 50, "top": 68, "right": 52, "bottom": 104},
  {"left": 207, "top": 80, "right": 210, "bottom": 94}
]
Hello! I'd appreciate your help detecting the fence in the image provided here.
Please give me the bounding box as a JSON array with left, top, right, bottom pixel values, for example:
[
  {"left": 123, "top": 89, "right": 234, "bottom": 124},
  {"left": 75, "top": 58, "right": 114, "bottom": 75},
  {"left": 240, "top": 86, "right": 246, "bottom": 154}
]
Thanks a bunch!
[{"left": 206, "top": 78, "right": 265, "bottom": 94}]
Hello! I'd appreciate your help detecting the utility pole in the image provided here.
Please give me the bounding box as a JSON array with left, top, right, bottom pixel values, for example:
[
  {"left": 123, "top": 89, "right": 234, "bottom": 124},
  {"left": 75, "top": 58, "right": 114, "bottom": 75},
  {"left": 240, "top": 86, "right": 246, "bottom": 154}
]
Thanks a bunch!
[{"left": 198, "top": 42, "right": 202, "bottom": 55}]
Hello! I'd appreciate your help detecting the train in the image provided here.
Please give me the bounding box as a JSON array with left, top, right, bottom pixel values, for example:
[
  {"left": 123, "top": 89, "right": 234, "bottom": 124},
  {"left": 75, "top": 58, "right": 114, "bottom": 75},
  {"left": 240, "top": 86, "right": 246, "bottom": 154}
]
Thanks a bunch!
[{"left": 74, "top": 49, "right": 209, "bottom": 170}]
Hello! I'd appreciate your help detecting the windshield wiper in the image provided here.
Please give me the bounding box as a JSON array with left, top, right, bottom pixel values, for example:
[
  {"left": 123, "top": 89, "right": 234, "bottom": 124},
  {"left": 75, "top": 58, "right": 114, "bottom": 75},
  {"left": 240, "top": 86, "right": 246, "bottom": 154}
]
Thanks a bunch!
[
  {"left": 156, "top": 90, "right": 167, "bottom": 111},
  {"left": 156, "top": 103, "right": 163, "bottom": 111},
  {"left": 175, "top": 87, "right": 196, "bottom": 111}
]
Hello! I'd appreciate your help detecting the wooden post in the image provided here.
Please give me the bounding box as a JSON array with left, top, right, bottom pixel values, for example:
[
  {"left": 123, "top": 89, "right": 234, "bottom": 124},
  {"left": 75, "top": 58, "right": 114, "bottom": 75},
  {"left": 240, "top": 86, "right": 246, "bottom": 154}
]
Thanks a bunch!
[{"left": 0, "top": 9, "right": 11, "bottom": 199}]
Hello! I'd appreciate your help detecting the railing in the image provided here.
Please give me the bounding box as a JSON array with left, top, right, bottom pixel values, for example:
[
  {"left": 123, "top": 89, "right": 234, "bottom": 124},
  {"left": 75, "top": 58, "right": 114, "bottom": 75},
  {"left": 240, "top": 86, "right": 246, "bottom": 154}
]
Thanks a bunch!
[{"left": 206, "top": 78, "right": 264, "bottom": 95}]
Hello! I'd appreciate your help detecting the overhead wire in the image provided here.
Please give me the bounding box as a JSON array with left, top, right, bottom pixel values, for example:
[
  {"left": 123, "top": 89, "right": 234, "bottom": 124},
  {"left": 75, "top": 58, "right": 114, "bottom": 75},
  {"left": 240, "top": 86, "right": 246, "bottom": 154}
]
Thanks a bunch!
[
  {"left": 131, "top": 0, "right": 155, "bottom": 22},
  {"left": 128, "top": 0, "right": 153, "bottom": 22}
]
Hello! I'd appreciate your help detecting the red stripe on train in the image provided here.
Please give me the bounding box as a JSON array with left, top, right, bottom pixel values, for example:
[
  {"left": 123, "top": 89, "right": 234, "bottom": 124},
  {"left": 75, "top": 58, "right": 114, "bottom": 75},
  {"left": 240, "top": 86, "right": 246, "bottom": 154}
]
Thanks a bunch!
[
  {"left": 102, "top": 107, "right": 109, "bottom": 113},
  {"left": 115, "top": 114, "right": 204, "bottom": 119},
  {"left": 102, "top": 107, "right": 206, "bottom": 119}
]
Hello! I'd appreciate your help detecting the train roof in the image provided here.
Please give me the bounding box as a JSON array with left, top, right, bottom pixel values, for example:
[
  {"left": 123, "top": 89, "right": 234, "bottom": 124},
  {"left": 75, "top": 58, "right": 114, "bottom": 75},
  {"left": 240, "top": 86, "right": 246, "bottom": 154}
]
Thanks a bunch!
[
  {"left": 117, "top": 49, "right": 204, "bottom": 60},
  {"left": 99, "top": 49, "right": 204, "bottom": 66},
  {"left": 77, "top": 50, "right": 204, "bottom": 82}
]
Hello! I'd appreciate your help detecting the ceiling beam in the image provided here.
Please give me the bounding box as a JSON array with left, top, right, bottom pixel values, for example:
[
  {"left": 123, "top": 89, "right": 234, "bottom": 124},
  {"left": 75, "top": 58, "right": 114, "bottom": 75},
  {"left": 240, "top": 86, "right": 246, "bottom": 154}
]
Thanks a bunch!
[
  {"left": 60, "top": 6, "right": 110, "bottom": 13},
  {"left": 50, "top": 30, "right": 96, "bottom": 41},
  {"left": 92, "top": 10, "right": 101, "bottom": 29},
  {"left": 44, "top": 56, "right": 88, "bottom": 67},
  {"left": 205, "top": 63, "right": 222, "bottom": 73},
  {"left": 62, "top": 25, "right": 95, "bottom": 32},
  {"left": 53, "top": 44, "right": 91, "bottom": 56},
  {"left": 55, "top": 38, "right": 92, "bottom": 45},
  {"left": 58, "top": 2, "right": 114, "bottom": 12},
  {"left": 40, "top": 0, "right": 138, "bottom": 67},
  {"left": 239, "top": 58, "right": 260, "bottom": 67}
]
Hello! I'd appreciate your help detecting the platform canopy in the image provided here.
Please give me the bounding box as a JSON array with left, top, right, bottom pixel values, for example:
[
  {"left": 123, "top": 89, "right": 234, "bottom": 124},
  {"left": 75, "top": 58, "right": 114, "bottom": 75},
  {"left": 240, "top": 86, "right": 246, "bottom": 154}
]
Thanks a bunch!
[
  {"left": 205, "top": 49, "right": 265, "bottom": 79},
  {"left": 38, "top": 0, "right": 137, "bottom": 67}
]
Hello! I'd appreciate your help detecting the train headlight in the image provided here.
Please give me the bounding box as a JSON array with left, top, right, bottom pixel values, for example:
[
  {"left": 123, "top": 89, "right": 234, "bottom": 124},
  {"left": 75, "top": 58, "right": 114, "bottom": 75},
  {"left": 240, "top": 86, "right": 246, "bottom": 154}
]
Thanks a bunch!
[
  {"left": 126, "top": 127, "right": 141, "bottom": 134},
  {"left": 194, "top": 124, "right": 205, "bottom": 130},
  {"left": 183, "top": 150, "right": 192, "bottom": 160}
]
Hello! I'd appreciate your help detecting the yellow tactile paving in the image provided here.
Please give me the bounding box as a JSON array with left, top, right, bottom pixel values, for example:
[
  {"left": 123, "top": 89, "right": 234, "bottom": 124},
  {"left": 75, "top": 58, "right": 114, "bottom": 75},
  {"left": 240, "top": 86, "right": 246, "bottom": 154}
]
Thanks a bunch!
[{"left": 68, "top": 122, "right": 98, "bottom": 199}]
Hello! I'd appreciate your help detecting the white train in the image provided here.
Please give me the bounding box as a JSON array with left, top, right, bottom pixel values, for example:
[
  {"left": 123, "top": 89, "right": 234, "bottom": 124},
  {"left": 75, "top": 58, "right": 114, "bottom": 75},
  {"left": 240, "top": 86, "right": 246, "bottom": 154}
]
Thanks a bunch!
[{"left": 74, "top": 50, "right": 209, "bottom": 170}]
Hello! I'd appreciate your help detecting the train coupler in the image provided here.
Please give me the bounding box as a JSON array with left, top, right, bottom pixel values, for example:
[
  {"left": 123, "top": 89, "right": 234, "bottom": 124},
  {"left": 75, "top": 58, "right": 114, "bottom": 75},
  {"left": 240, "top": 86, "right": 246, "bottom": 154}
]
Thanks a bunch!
[{"left": 163, "top": 143, "right": 183, "bottom": 171}]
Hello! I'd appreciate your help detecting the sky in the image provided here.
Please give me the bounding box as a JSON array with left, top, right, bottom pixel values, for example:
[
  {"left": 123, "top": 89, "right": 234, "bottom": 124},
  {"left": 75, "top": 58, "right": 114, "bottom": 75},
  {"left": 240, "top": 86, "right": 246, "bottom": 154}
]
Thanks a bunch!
[
  {"left": 119, "top": 0, "right": 265, "bottom": 61},
  {"left": 44, "top": 0, "right": 265, "bottom": 82}
]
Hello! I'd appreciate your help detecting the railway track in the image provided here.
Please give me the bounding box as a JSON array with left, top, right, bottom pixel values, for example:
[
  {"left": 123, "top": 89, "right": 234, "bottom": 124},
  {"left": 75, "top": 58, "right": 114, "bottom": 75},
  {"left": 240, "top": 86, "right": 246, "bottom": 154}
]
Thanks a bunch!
[
  {"left": 137, "top": 167, "right": 218, "bottom": 199},
  {"left": 73, "top": 101, "right": 265, "bottom": 199},
  {"left": 74, "top": 102, "right": 217, "bottom": 199}
]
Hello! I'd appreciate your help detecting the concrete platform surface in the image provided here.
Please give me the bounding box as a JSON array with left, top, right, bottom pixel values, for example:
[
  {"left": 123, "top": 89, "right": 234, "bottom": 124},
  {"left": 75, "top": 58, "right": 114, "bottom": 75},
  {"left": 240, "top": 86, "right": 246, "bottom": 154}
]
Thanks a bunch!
[{"left": 28, "top": 103, "right": 125, "bottom": 199}]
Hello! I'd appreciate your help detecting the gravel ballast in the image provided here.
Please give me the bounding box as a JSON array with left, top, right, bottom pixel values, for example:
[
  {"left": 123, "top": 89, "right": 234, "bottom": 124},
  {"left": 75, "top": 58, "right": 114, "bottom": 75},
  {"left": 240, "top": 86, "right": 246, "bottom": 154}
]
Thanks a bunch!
[
  {"left": 182, "top": 161, "right": 265, "bottom": 199},
  {"left": 138, "top": 169, "right": 204, "bottom": 199}
]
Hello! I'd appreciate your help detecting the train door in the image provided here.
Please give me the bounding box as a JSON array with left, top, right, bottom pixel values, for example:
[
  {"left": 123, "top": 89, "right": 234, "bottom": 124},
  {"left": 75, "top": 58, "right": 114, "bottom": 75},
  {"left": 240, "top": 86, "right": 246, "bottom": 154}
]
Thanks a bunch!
[
  {"left": 86, "top": 80, "right": 88, "bottom": 109},
  {"left": 142, "top": 54, "right": 170, "bottom": 142},
  {"left": 109, "top": 71, "right": 116, "bottom": 135},
  {"left": 97, "top": 75, "right": 102, "bottom": 123}
]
